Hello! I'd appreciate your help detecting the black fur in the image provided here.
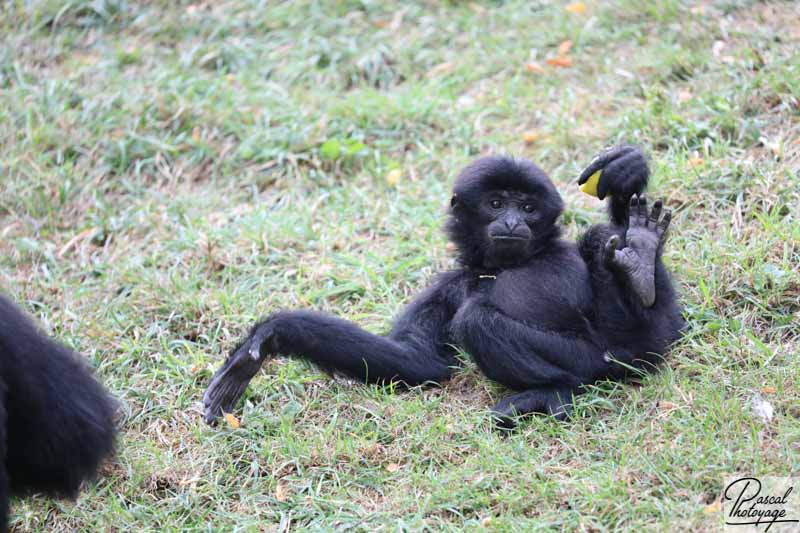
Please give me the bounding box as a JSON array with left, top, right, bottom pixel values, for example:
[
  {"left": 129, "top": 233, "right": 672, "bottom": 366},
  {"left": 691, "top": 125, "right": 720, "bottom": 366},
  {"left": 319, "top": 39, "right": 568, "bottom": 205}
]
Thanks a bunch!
[
  {"left": 204, "top": 146, "right": 685, "bottom": 428},
  {"left": 0, "top": 295, "right": 116, "bottom": 532},
  {"left": 578, "top": 144, "right": 650, "bottom": 225}
]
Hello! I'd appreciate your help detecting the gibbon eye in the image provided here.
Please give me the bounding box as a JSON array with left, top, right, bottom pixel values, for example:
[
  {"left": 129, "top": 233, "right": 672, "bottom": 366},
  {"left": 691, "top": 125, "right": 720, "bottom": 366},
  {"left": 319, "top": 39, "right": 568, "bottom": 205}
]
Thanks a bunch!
[
  {"left": 490, "top": 199, "right": 502, "bottom": 209},
  {"left": 522, "top": 203, "right": 535, "bottom": 213}
]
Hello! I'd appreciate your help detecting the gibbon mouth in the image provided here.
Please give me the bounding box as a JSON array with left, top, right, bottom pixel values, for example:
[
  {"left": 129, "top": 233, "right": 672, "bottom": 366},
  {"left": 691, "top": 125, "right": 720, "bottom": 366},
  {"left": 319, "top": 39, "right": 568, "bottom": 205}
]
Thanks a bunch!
[{"left": 491, "top": 235, "right": 529, "bottom": 241}]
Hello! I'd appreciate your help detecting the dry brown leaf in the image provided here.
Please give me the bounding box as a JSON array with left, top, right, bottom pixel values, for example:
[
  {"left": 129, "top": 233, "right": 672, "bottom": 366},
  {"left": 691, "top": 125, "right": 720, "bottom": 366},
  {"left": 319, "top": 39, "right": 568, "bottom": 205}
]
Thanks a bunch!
[
  {"left": 703, "top": 500, "right": 722, "bottom": 514},
  {"left": 468, "top": 2, "right": 487, "bottom": 14},
  {"left": 761, "top": 386, "right": 777, "bottom": 394},
  {"left": 547, "top": 56, "right": 573, "bottom": 68},
  {"left": 565, "top": 2, "right": 587, "bottom": 14},
  {"left": 522, "top": 131, "right": 541, "bottom": 145},
  {"left": 275, "top": 482, "right": 288, "bottom": 502},
  {"left": 480, "top": 517, "right": 492, "bottom": 527},
  {"left": 525, "top": 62, "right": 545, "bottom": 74},
  {"left": 557, "top": 40, "right": 573, "bottom": 56},
  {"left": 58, "top": 227, "right": 98, "bottom": 258},
  {"left": 426, "top": 62, "right": 454, "bottom": 77},
  {"left": 386, "top": 463, "right": 400, "bottom": 473},
  {"left": 77, "top": 52, "right": 100, "bottom": 65},
  {"left": 688, "top": 157, "right": 704, "bottom": 167},
  {"left": 386, "top": 169, "right": 402, "bottom": 186},
  {"left": 223, "top": 412, "right": 241, "bottom": 429},
  {"left": 678, "top": 90, "right": 692, "bottom": 103},
  {"left": 192, "top": 126, "right": 201, "bottom": 142}
]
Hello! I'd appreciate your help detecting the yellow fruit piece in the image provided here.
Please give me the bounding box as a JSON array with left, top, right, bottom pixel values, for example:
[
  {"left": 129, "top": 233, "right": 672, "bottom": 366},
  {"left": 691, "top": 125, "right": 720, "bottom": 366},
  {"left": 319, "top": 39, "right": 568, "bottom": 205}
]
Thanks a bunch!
[
  {"left": 579, "top": 169, "right": 602, "bottom": 197},
  {"left": 223, "top": 412, "right": 241, "bottom": 429}
]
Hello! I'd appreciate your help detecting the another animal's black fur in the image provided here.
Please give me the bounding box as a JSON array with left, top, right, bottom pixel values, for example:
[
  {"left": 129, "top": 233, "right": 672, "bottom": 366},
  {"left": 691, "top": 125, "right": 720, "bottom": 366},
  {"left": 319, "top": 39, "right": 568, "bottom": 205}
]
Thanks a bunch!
[
  {"left": 0, "top": 295, "right": 116, "bottom": 532},
  {"left": 204, "top": 146, "right": 684, "bottom": 428}
]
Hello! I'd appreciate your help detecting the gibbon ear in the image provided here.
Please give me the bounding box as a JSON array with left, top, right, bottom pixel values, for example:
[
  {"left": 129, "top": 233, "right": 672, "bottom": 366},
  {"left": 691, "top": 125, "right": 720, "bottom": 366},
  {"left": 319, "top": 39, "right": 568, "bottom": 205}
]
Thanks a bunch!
[{"left": 450, "top": 194, "right": 459, "bottom": 208}]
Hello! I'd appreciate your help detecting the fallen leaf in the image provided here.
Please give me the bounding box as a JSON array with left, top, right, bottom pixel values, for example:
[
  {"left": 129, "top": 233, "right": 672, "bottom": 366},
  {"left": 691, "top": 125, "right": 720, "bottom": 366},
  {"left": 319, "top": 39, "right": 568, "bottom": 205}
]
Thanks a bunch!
[
  {"left": 565, "top": 2, "right": 587, "bottom": 14},
  {"left": 192, "top": 126, "right": 201, "bottom": 142},
  {"left": 678, "top": 90, "right": 692, "bottom": 103},
  {"left": 761, "top": 386, "right": 777, "bottom": 394},
  {"left": 426, "top": 62, "right": 454, "bottom": 77},
  {"left": 386, "top": 463, "right": 400, "bottom": 472},
  {"left": 386, "top": 169, "right": 402, "bottom": 186},
  {"left": 525, "top": 62, "right": 545, "bottom": 74},
  {"left": 557, "top": 40, "right": 573, "bottom": 56},
  {"left": 688, "top": 157, "right": 704, "bottom": 167},
  {"left": 480, "top": 517, "right": 492, "bottom": 527},
  {"left": 546, "top": 56, "right": 573, "bottom": 68},
  {"left": 703, "top": 500, "right": 722, "bottom": 514},
  {"left": 223, "top": 412, "right": 241, "bottom": 429},
  {"left": 76, "top": 52, "right": 100, "bottom": 65},
  {"left": 275, "top": 482, "right": 288, "bottom": 502},
  {"left": 58, "top": 227, "right": 98, "bottom": 258},
  {"left": 522, "top": 131, "right": 541, "bottom": 144}
]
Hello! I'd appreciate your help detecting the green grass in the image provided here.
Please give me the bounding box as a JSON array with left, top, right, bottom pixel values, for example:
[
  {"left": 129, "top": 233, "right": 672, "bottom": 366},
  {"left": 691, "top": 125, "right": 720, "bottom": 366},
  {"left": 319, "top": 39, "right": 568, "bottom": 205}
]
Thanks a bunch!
[{"left": 1, "top": 0, "right": 799, "bottom": 530}]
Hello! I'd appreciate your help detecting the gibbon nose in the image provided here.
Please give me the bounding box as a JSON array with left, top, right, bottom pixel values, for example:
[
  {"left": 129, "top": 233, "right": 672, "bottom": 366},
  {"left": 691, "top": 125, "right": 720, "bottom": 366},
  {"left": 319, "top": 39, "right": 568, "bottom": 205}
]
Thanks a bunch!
[{"left": 504, "top": 219, "right": 520, "bottom": 231}]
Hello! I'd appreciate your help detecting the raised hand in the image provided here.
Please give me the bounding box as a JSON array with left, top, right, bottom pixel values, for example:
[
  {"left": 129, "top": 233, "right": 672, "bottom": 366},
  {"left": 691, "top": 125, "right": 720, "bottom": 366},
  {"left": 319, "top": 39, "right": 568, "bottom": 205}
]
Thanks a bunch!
[
  {"left": 603, "top": 195, "right": 672, "bottom": 307},
  {"left": 578, "top": 145, "right": 650, "bottom": 200}
]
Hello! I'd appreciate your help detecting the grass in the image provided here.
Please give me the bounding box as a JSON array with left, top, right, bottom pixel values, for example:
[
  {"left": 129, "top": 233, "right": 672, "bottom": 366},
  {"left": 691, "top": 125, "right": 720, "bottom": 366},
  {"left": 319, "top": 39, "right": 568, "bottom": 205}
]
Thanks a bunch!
[{"left": 1, "top": 0, "right": 799, "bottom": 530}]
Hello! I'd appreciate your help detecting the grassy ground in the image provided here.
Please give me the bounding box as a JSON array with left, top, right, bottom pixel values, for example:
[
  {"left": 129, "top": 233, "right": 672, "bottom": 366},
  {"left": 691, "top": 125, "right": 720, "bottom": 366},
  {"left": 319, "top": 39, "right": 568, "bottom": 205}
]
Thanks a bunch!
[{"left": 1, "top": 0, "right": 799, "bottom": 530}]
